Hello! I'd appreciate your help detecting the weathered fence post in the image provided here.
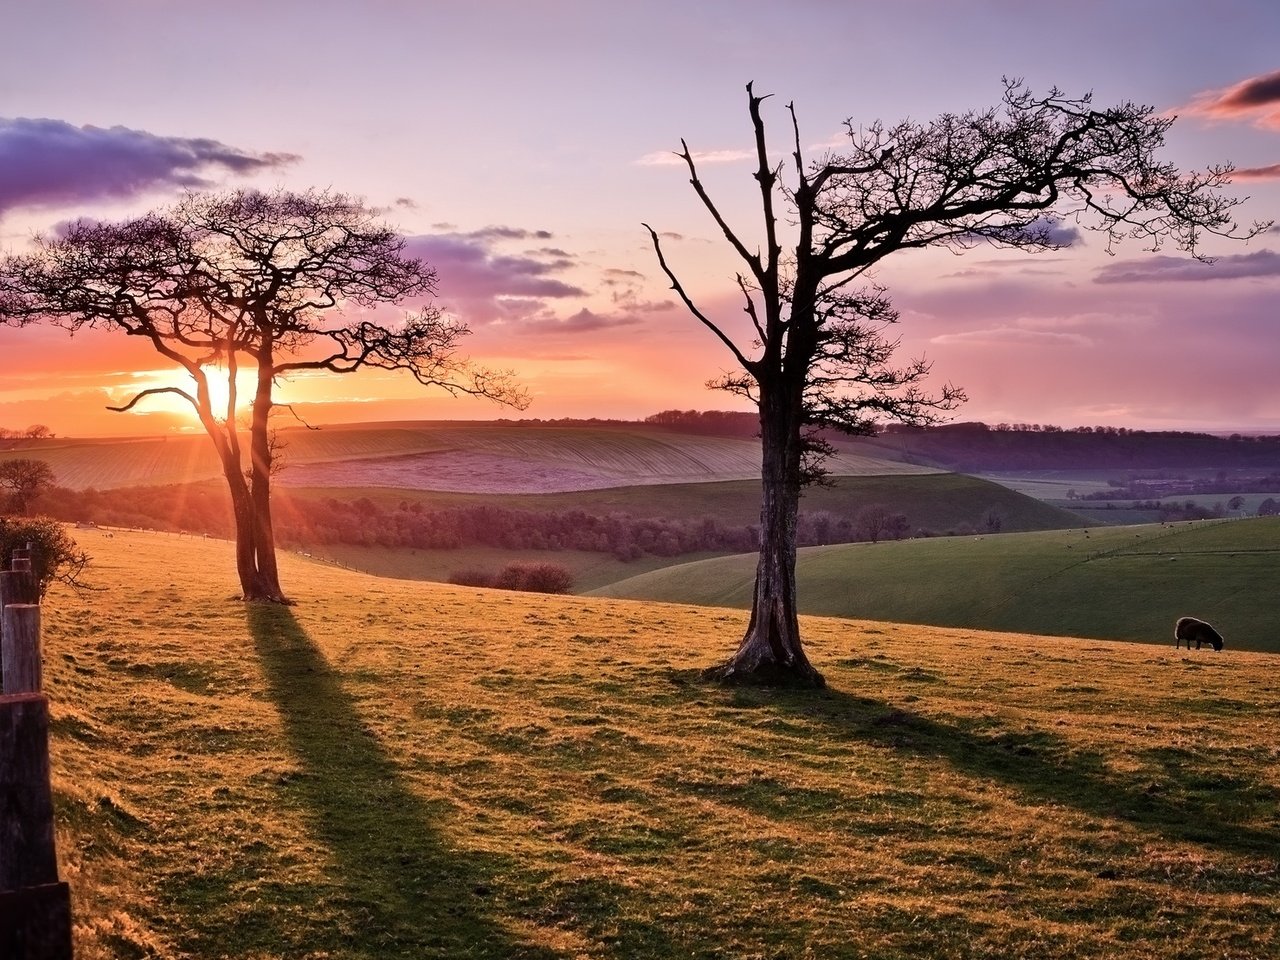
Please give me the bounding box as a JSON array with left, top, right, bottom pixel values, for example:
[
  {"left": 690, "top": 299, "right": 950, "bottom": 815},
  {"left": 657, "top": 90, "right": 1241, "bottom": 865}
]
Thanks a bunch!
[
  {"left": 0, "top": 693, "right": 73, "bottom": 958},
  {"left": 3, "top": 605, "right": 42, "bottom": 696},
  {"left": 0, "top": 546, "right": 73, "bottom": 959},
  {"left": 0, "top": 573, "right": 40, "bottom": 690}
]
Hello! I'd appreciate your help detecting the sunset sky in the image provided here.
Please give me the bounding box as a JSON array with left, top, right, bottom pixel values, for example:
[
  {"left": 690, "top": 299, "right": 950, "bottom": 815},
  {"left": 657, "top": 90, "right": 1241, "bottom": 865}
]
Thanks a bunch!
[{"left": 2, "top": 0, "right": 1279, "bottom": 437}]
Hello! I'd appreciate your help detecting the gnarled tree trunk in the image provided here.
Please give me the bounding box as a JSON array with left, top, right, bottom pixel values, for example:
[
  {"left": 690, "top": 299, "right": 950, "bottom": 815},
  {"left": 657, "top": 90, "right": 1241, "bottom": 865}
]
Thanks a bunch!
[
  {"left": 246, "top": 342, "right": 288, "bottom": 603},
  {"left": 706, "top": 382, "right": 824, "bottom": 687}
]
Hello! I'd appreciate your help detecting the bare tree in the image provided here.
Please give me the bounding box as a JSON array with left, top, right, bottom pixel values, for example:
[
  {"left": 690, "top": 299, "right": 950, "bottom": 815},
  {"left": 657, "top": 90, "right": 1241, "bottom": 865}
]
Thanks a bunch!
[
  {"left": 647, "top": 81, "right": 1265, "bottom": 686},
  {"left": 0, "top": 189, "right": 527, "bottom": 602}
]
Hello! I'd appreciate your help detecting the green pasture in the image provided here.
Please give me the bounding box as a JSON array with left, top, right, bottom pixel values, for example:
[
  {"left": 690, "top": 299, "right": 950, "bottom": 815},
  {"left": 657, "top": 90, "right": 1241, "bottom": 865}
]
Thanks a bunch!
[{"left": 593, "top": 517, "right": 1280, "bottom": 652}]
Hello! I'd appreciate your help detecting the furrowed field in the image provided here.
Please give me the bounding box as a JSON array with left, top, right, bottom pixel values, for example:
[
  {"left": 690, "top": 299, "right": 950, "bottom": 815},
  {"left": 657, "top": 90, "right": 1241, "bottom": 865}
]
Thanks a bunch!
[
  {"left": 41, "top": 530, "right": 1280, "bottom": 959},
  {"left": 1, "top": 422, "right": 935, "bottom": 493}
]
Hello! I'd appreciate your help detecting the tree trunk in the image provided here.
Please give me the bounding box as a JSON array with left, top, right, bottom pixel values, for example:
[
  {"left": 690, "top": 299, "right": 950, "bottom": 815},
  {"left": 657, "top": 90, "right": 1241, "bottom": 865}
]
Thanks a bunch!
[
  {"left": 246, "top": 344, "right": 288, "bottom": 603},
  {"left": 205, "top": 401, "right": 282, "bottom": 604},
  {"left": 705, "top": 384, "right": 824, "bottom": 687},
  {"left": 217, "top": 446, "right": 274, "bottom": 601}
]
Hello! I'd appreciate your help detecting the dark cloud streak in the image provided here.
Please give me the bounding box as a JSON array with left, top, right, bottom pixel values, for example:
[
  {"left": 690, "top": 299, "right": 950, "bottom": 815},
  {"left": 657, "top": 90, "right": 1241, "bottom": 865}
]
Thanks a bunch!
[{"left": 1093, "top": 250, "right": 1280, "bottom": 284}]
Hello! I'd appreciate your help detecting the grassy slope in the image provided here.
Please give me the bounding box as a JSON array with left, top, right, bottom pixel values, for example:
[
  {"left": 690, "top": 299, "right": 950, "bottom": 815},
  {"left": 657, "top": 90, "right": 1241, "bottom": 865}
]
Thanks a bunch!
[
  {"left": 43, "top": 530, "right": 1280, "bottom": 959},
  {"left": 593, "top": 517, "right": 1280, "bottom": 652}
]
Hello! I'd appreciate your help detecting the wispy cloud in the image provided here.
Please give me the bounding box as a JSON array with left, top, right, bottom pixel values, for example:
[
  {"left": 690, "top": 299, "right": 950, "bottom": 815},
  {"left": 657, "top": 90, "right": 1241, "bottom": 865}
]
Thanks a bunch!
[
  {"left": 1232, "top": 163, "right": 1280, "bottom": 180},
  {"left": 0, "top": 117, "right": 297, "bottom": 217},
  {"left": 930, "top": 327, "right": 1092, "bottom": 347},
  {"left": 636, "top": 147, "right": 755, "bottom": 167},
  {"left": 1178, "top": 69, "right": 1280, "bottom": 128},
  {"left": 1094, "top": 250, "right": 1280, "bottom": 284}
]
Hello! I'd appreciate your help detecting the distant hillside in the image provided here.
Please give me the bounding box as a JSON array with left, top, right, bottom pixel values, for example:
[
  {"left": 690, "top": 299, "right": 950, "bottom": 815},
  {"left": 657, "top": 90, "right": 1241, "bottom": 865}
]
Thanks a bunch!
[
  {"left": 863, "top": 423, "right": 1280, "bottom": 472},
  {"left": 0, "top": 420, "right": 934, "bottom": 492},
  {"left": 593, "top": 517, "right": 1280, "bottom": 652}
]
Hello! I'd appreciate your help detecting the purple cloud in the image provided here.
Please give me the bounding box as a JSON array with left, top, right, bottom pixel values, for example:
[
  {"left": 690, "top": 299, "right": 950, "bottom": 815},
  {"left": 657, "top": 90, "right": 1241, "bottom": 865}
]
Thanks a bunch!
[
  {"left": 1094, "top": 250, "right": 1280, "bottom": 284},
  {"left": 402, "top": 230, "right": 585, "bottom": 323},
  {"left": 464, "top": 225, "right": 554, "bottom": 242},
  {"left": 0, "top": 117, "right": 297, "bottom": 217},
  {"left": 519, "top": 307, "right": 644, "bottom": 335}
]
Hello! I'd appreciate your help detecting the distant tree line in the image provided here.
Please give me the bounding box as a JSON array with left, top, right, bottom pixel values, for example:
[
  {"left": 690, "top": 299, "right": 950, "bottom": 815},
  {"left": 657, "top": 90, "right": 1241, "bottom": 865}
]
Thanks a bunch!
[
  {"left": 874, "top": 422, "right": 1280, "bottom": 472},
  {"left": 1079, "top": 474, "right": 1280, "bottom": 500},
  {"left": 28, "top": 482, "right": 987, "bottom": 560},
  {"left": 0, "top": 424, "right": 54, "bottom": 444},
  {"left": 644, "top": 409, "right": 759, "bottom": 437}
]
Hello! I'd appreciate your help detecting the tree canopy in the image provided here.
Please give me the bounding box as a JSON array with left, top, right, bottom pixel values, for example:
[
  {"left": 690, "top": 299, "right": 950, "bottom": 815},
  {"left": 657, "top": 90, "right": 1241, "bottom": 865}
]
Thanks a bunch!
[{"left": 0, "top": 188, "right": 527, "bottom": 601}]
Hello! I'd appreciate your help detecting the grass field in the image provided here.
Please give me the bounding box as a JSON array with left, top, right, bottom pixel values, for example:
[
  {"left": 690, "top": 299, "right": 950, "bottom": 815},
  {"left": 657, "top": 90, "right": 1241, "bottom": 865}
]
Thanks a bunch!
[
  {"left": 594, "top": 517, "right": 1280, "bottom": 652},
  {"left": 2, "top": 421, "right": 934, "bottom": 493},
  {"left": 36, "top": 530, "right": 1280, "bottom": 958}
]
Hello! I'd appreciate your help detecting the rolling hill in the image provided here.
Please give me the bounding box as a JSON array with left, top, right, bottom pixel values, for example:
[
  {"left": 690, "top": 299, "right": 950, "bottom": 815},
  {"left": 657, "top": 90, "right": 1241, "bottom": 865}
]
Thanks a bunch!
[
  {"left": 2, "top": 420, "right": 936, "bottom": 493},
  {"left": 36, "top": 529, "right": 1280, "bottom": 958},
  {"left": 593, "top": 517, "right": 1280, "bottom": 652}
]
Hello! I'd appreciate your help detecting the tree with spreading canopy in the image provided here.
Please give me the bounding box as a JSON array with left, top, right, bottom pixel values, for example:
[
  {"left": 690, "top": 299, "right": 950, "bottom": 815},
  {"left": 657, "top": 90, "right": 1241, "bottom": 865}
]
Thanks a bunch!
[
  {"left": 646, "top": 80, "right": 1265, "bottom": 687},
  {"left": 0, "top": 458, "right": 56, "bottom": 514},
  {"left": 0, "top": 189, "right": 527, "bottom": 602}
]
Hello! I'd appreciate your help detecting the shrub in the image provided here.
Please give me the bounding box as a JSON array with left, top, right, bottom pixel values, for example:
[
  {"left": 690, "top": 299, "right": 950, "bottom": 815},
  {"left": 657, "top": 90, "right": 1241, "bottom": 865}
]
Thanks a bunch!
[
  {"left": 495, "top": 563, "right": 574, "bottom": 594},
  {"left": 447, "top": 568, "right": 497, "bottom": 588},
  {"left": 0, "top": 515, "right": 90, "bottom": 597}
]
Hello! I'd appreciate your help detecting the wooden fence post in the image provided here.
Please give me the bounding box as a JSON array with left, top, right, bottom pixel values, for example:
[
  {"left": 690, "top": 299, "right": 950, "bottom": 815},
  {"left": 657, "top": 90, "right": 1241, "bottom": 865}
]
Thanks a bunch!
[
  {"left": 0, "top": 570, "right": 40, "bottom": 691},
  {"left": 0, "top": 692, "right": 73, "bottom": 959},
  {"left": 2, "top": 605, "right": 42, "bottom": 696},
  {"left": 0, "top": 569, "right": 40, "bottom": 607},
  {"left": 0, "top": 544, "right": 73, "bottom": 959}
]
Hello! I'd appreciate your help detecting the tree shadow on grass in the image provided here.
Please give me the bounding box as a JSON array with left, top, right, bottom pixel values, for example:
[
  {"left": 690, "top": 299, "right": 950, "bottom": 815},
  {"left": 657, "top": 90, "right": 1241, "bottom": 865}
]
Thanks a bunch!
[
  {"left": 675, "top": 674, "right": 1280, "bottom": 860},
  {"left": 245, "top": 603, "right": 562, "bottom": 960}
]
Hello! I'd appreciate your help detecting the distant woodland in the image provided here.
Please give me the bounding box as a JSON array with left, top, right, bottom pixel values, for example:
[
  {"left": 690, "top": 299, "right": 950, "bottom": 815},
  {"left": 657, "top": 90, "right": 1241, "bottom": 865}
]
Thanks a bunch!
[
  {"left": 641, "top": 412, "right": 1280, "bottom": 472},
  {"left": 33, "top": 484, "right": 928, "bottom": 559}
]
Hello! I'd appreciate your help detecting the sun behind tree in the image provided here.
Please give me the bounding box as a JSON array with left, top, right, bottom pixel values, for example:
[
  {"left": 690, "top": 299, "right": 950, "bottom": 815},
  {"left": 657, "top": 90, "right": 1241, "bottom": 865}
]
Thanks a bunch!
[{"left": 0, "top": 188, "right": 528, "bottom": 602}]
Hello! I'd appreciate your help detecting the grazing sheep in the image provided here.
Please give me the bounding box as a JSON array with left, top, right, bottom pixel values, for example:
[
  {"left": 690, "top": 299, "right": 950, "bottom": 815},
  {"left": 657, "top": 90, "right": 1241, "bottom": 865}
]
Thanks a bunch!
[{"left": 1175, "top": 616, "right": 1224, "bottom": 651}]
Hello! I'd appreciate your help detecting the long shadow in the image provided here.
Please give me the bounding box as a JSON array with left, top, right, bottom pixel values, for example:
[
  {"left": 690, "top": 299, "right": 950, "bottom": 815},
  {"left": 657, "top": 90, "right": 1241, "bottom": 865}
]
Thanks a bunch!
[
  {"left": 679, "top": 675, "right": 1280, "bottom": 860},
  {"left": 244, "top": 604, "right": 561, "bottom": 959}
]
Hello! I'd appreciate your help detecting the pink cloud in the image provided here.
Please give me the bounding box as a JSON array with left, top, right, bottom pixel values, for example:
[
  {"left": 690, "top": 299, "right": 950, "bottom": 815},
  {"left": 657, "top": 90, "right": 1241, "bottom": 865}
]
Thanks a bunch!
[
  {"left": 1179, "top": 69, "right": 1280, "bottom": 128},
  {"left": 0, "top": 117, "right": 297, "bottom": 218},
  {"left": 1233, "top": 163, "right": 1280, "bottom": 180}
]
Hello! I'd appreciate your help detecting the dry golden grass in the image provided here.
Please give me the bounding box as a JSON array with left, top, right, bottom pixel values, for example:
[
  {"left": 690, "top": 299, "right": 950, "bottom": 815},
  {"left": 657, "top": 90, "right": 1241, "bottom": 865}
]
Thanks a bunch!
[{"left": 39, "top": 529, "right": 1280, "bottom": 959}]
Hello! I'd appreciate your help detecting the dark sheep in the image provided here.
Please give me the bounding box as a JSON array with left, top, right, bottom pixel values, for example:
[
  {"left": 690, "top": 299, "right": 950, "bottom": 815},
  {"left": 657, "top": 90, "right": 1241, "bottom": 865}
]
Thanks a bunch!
[{"left": 1175, "top": 616, "right": 1224, "bottom": 651}]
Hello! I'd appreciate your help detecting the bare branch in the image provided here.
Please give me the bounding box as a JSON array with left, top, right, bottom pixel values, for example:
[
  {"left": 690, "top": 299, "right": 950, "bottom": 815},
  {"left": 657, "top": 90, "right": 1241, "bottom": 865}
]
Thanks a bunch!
[
  {"left": 644, "top": 224, "right": 757, "bottom": 373},
  {"left": 106, "top": 386, "right": 198, "bottom": 413}
]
